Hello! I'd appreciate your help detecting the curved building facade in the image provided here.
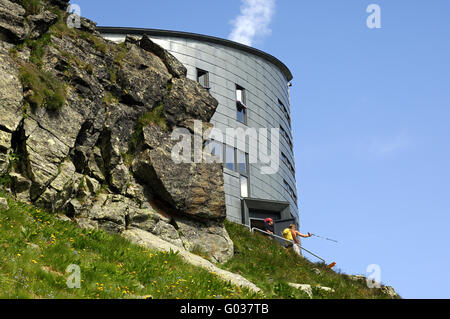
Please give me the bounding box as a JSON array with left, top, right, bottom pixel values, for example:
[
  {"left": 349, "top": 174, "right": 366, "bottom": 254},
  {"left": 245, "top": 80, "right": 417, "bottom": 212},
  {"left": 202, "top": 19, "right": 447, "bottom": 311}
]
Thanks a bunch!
[{"left": 99, "top": 27, "right": 299, "bottom": 235}]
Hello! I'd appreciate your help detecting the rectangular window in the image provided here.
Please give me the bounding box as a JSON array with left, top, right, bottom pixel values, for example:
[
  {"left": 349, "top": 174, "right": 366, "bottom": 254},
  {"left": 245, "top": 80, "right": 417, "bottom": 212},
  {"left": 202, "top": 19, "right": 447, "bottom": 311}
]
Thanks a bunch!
[
  {"left": 236, "top": 85, "right": 247, "bottom": 125},
  {"left": 237, "top": 150, "right": 248, "bottom": 175},
  {"left": 280, "top": 125, "right": 293, "bottom": 150},
  {"left": 225, "top": 145, "right": 235, "bottom": 171},
  {"left": 240, "top": 175, "right": 249, "bottom": 198},
  {"left": 281, "top": 152, "right": 295, "bottom": 175},
  {"left": 278, "top": 99, "right": 291, "bottom": 127},
  {"left": 197, "top": 69, "right": 209, "bottom": 89}
]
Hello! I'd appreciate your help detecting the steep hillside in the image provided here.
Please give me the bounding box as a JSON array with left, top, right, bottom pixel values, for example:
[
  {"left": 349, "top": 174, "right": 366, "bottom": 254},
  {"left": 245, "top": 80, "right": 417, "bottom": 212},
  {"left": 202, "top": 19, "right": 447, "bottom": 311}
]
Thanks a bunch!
[
  {"left": 0, "top": 192, "right": 399, "bottom": 299},
  {"left": 221, "top": 221, "right": 400, "bottom": 299},
  {"left": 0, "top": 192, "right": 258, "bottom": 299}
]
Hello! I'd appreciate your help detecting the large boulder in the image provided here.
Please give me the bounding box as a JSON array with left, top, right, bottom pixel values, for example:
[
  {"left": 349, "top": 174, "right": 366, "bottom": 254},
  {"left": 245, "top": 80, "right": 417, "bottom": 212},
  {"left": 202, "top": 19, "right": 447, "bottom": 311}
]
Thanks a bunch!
[
  {"left": 132, "top": 125, "right": 226, "bottom": 221},
  {"left": 139, "top": 35, "right": 187, "bottom": 78},
  {"left": 0, "top": 42, "right": 23, "bottom": 132}
]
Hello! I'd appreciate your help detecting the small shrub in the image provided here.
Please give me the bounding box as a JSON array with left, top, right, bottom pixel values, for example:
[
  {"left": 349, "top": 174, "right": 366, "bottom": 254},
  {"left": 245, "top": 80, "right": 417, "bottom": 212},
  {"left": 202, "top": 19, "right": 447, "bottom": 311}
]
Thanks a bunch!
[
  {"left": 108, "top": 67, "right": 117, "bottom": 84},
  {"left": 137, "top": 103, "right": 167, "bottom": 131},
  {"left": 19, "top": 62, "right": 66, "bottom": 112},
  {"left": 19, "top": 0, "right": 41, "bottom": 16},
  {"left": 103, "top": 91, "right": 119, "bottom": 107},
  {"left": 113, "top": 43, "right": 128, "bottom": 68},
  {"left": 25, "top": 33, "right": 52, "bottom": 68}
]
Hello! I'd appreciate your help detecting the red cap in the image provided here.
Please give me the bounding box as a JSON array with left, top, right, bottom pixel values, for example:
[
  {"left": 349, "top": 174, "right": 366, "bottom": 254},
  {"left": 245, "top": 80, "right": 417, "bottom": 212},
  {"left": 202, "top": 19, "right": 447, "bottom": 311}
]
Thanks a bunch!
[{"left": 264, "top": 218, "right": 273, "bottom": 223}]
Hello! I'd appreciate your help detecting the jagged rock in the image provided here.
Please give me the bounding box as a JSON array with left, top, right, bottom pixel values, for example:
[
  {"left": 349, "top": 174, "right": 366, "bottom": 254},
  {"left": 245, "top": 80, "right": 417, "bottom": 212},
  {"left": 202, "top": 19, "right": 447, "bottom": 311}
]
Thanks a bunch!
[
  {"left": 89, "top": 194, "right": 128, "bottom": 233},
  {"left": 25, "top": 10, "right": 58, "bottom": 40},
  {"left": 35, "top": 159, "right": 78, "bottom": 210},
  {"left": 152, "top": 220, "right": 183, "bottom": 247},
  {"left": 84, "top": 175, "right": 100, "bottom": 194},
  {"left": 175, "top": 217, "right": 234, "bottom": 263},
  {"left": 0, "top": 197, "right": 8, "bottom": 210},
  {"left": 24, "top": 117, "right": 70, "bottom": 200},
  {"left": 381, "top": 286, "right": 401, "bottom": 299},
  {"left": 139, "top": 35, "right": 187, "bottom": 78},
  {"left": 133, "top": 125, "right": 226, "bottom": 221},
  {"left": 164, "top": 77, "right": 218, "bottom": 127},
  {"left": 79, "top": 17, "right": 98, "bottom": 34},
  {"left": 109, "top": 163, "right": 130, "bottom": 193},
  {"left": 0, "top": 0, "right": 58, "bottom": 43},
  {"left": 75, "top": 217, "right": 98, "bottom": 230},
  {"left": 0, "top": 0, "right": 27, "bottom": 42},
  {"left": 9, "top": 172, "right": 31, "bottom": 201},
  {"left": 0, "top": 42, "right": 23, "bottom": 132},
  {"left": 0, "top": 130, "right": 11, "bottom": 175},
  {"left": 347, "top": 275, "right": 401, "bottom": 299},
  {"left": 127, "top": 204, "right": 170, "bottom": 232}
]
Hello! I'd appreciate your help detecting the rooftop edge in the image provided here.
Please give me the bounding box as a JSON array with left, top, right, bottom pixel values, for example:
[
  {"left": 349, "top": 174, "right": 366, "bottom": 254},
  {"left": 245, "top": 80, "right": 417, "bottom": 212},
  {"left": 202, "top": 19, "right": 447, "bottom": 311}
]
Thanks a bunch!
[{"left": 97, "top": 26, "right": 294, "bottom": 82}]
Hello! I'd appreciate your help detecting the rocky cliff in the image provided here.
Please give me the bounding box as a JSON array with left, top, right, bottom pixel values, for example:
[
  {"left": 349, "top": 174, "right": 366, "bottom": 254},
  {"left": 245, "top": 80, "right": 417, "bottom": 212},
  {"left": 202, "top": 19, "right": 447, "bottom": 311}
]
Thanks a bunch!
[{"left": 0, "top": 0, "right": 234, "bottom": 263}]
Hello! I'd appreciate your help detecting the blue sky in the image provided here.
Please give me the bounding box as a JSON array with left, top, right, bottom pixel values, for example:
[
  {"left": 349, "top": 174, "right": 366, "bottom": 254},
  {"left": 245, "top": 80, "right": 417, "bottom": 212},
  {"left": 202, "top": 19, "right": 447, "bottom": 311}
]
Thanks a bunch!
[{"left": 70, "top": 0, "right": 450, "bottom": 298}]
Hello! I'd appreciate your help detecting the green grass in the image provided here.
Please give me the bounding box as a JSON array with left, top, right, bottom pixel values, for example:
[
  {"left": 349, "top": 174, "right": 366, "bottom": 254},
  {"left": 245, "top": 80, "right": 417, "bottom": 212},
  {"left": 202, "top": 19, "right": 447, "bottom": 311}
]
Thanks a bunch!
[
  {"left": 0, "top": 193, "right": 259, "bottom": 299},
  {"left": 19, "top": 0, "right": 41, "bottom": 16},
  {"left": 24, "top": 33, "right": 52, "bottom": 68},
  {"left": 221, "top": 220, "right": 394, "bottom": 299},
  {"left": 103, "top": 92, "right": 119, "bottom": 107},
  {"left": 19, "top": 62, "right": 66, "bottom": 112},
  {"left": 128, "top": 103, "right": 168, "bottom": 154}
]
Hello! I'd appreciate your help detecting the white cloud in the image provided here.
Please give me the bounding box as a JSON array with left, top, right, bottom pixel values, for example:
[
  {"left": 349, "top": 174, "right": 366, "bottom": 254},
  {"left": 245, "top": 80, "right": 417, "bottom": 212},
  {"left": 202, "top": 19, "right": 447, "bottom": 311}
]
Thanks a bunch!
[{"left": 228, "top": 0, "right": 276, "bottom": 47}]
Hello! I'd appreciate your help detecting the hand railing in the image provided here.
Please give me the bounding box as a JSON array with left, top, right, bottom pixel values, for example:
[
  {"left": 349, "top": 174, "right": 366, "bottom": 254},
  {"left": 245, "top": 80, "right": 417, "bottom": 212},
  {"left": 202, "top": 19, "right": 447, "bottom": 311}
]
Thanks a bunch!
[{"left": 251, "top": 227, "right": 326, "bottom": 263}]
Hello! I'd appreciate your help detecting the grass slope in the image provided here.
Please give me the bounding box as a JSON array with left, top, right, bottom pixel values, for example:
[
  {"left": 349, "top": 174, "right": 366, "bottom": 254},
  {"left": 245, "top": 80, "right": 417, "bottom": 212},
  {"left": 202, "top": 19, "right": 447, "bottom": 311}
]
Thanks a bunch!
[
  {"left": 221, "top": 221, "right": 393, "bottom": 299},
  {"left": 0, "top": 192, "right": 393, "bottom": 299},
  {"left": 0, "top": 193, "right": 258, "bottom": 299}
]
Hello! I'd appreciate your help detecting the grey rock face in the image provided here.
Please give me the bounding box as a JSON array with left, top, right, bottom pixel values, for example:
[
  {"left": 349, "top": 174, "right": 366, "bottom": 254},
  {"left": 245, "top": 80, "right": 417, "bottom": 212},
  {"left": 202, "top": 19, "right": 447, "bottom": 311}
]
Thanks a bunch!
[
  {"left": 175, "top": 217, "right": 234, "bottom": 263},
  {"left": 132, "top": 125, "right": 226, "bottom": 222},
  {"left": 0, "top": 0, "right": 233, "bottom": 263},
  {"left": 0, "top": 0, "right": 58, "bottom": 43},
  {"left": 0, "top": 42, "right": 23, "bottom": 132},
  {"left": 139, "top": 35, "right": 187, "bottom": 78}
]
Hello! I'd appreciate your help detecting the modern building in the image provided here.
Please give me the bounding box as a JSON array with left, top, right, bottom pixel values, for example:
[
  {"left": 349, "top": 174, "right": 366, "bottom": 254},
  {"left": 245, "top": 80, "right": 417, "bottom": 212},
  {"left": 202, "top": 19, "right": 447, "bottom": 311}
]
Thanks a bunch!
[{"left": 98, "top": 27, "right": 299, "bottom": 237}]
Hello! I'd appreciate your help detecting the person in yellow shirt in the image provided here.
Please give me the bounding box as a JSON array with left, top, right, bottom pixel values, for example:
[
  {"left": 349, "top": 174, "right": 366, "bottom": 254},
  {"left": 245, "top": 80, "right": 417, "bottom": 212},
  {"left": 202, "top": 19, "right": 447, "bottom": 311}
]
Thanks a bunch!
[{"left": 282, "top": 224, "right": 312, "bottom": 256}]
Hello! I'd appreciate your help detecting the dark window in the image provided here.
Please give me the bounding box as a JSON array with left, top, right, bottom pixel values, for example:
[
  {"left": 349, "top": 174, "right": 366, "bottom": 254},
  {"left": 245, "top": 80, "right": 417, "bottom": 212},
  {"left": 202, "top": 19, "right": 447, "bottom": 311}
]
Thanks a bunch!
[
  {"left": 197, "top": 69, "right": 210, "bottom": 89},
  {"left": 236, "top": 85, "right": 247, "bottom": 125},
  {"left": 225, "top": 145, "right": 235, "bottom": 171},
  {"left": 280, "top": 125, "right": 293, "bottom": 150},
  {"left": 237, "top": 150, "right": 248, "bottom": 175},
  {"left": 281, "top": 152, "right": 295, "bottom": 175},
  {"left": 278, "top": 99, "right": 291, "bottom": 127}
]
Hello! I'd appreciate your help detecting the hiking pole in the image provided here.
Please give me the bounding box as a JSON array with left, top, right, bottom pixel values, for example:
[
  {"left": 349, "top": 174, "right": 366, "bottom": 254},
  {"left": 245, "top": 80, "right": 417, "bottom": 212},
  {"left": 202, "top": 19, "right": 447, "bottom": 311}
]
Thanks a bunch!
[{"left": 310, "top": 233, "right": 338, "bottom": 243}]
